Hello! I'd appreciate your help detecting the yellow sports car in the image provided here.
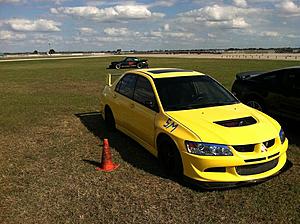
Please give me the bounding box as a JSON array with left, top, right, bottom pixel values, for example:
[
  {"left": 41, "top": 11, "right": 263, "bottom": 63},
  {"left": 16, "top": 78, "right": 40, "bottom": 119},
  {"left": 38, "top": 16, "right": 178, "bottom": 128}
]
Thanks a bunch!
[{"left": 100, "top": 68, "right": 288, "bottom": 188}]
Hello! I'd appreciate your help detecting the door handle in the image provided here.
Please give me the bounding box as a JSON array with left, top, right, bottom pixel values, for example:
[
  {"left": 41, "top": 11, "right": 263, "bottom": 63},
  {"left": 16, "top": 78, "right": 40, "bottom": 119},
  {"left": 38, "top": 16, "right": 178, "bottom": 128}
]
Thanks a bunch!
[
  {"left": 130, "top": 103, "right": 135, "bottom": 108},
  {"left": 112, "top": 93, "right": 117, "bottom": 99}
]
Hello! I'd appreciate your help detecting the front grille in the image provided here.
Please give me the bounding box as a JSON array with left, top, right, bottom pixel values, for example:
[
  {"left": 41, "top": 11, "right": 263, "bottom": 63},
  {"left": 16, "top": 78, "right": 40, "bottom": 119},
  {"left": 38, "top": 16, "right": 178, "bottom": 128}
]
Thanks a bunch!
[
  {"left": 233, "top": 138, "right": 275, "bottom": 153},
  {"left": 263, "top": 139, "right": 275, "bottom": 148},
  {"left": 236, "top": 158, "right": 279, "bottom": 176},
  {"left": 233, "top": 144, "right": 255, "bottom": 152}
]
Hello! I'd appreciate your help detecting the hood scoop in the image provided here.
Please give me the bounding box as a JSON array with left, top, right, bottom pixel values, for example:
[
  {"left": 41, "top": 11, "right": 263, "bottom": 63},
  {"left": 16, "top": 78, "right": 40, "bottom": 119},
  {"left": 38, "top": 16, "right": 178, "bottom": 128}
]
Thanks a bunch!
[{"left": 214, "top": 116, "right": 257, "bottom": 127}]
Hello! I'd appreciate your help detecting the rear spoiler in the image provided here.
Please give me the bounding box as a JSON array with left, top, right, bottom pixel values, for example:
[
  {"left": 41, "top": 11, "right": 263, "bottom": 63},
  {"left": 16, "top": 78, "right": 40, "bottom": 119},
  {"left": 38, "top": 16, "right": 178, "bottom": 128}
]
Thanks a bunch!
[
  {"left": 106, "top": 73, "right": 122, "bottom": 86},
  {"left": 236, "top": 71, "right": 262, "bottom": 80}
]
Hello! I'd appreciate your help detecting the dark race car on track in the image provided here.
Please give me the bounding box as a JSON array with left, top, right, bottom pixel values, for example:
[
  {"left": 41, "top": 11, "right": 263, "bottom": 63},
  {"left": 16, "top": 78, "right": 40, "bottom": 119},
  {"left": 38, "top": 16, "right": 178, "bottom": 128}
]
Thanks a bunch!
[
  {"left": 231, "top": 66, "right": 300, "bottom": 121},
  {"left": 108, "top": 57, "right": 148, "bottom": 69}
]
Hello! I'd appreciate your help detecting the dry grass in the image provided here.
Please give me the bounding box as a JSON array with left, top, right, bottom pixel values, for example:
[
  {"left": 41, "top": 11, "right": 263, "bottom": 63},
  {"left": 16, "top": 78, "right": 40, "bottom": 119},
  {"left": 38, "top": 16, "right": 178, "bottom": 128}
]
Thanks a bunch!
[{"left": 0, "top": 57, "right": 299, "bottom": 223}]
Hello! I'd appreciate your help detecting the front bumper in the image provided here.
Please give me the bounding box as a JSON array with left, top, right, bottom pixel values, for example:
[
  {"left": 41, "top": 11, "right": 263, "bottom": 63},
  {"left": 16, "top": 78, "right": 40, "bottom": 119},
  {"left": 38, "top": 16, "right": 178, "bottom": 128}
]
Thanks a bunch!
[{"left": 180, "top": 138, "right": 288, "bottom": 184}]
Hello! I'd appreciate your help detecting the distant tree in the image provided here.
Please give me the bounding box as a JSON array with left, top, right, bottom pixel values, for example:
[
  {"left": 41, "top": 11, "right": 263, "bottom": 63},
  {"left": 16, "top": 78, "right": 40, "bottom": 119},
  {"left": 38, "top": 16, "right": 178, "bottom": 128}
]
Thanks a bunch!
[
  {"left": 33, "top": 50, "right": 38, "bottom": 54},
  {"left": 49, "top": 49, "right": 55, "bottom": 54}
]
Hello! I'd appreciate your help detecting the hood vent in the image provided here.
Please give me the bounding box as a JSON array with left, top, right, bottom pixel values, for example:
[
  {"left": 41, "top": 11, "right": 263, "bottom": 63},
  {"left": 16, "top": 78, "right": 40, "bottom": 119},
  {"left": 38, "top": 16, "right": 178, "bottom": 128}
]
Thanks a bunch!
[{"left": 214, "top": 116, "right": 257, "bottom": 127}]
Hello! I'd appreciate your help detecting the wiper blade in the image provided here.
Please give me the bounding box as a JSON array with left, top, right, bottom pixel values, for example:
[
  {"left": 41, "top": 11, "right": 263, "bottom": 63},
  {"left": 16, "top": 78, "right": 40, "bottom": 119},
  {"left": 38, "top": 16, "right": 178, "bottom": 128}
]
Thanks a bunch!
[
  {"left": 166, "top": 101, "right": 239, "bottom": 111},
  {"left": 186, "top": 101, "right": 239, "bottom": 108}
]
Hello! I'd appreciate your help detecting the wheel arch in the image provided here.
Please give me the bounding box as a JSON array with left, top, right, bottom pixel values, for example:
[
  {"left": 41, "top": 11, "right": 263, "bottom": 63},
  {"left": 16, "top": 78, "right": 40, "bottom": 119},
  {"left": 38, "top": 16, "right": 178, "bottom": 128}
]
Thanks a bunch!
[
  {"left": 243, "top": 93, "right": 268, "bottom": 112},
  {"left": 104, "top": 104, "right": 116, "bottom": 130},
  {"left": 156, "top": 132, "right": 179, "bottom": 153},
  {"left": 156, "top": 132, "right": 184, "bottom": 177},
  {"left": 104, "top": 104, "right": 112, "bottom": 118},
  {"left": 243, "top": 93, "right": 266, "bottom": 105}
]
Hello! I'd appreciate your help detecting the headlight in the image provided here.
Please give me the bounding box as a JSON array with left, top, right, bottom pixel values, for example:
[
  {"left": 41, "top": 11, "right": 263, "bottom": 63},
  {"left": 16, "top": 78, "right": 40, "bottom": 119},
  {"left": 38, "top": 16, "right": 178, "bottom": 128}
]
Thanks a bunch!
[
  {"left": 185, "top": 141, "right": 233, "bottom": 156},
  {"left": 279, "top": 129, "right": 286, "bottom": 144}
]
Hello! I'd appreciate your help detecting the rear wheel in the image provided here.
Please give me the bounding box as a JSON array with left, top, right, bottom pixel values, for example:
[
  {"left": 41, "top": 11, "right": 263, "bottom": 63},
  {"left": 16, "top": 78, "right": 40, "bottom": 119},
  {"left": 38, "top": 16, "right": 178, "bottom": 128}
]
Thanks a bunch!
[
  {"left": 158, "top": 140, "right": 183, "bottom": 178},
  {"left": 115, "top": 64, "right": 121, "bottom": 69},
  {"left": 137, "top": 62, "right": 143, "bottom": 69},
  {"left": 104, "top": 107, "right": 116, "bottom": 131}
]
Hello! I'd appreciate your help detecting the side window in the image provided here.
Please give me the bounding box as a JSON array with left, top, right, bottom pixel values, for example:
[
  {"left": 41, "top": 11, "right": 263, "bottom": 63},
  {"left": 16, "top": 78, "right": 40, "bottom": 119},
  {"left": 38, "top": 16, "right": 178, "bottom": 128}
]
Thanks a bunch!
[
  {"left": 133, "top": 76, "right": 158, "bottom": 112},
  {"left": 256, "top": 71, "right": 281, "bottom": 88},
  {"left": 115, "top": 74, "right": 137, "bottom": 99}
]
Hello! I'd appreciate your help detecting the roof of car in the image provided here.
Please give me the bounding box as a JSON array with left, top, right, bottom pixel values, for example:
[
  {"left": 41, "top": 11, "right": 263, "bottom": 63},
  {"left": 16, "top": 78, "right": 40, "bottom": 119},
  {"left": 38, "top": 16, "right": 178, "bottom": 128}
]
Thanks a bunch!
[
  {"left": 132, "top": 68, "right": 205, "bottom": 78},
  {"left": 236, "top": 66, "right": 300, "bottom": 80}
]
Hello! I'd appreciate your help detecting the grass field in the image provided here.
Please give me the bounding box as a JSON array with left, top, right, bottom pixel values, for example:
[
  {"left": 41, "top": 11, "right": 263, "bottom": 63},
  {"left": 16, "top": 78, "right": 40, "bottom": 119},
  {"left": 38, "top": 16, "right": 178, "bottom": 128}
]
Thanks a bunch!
[{"left": 1, "top": 57, "right": 299, "bottom": 223}]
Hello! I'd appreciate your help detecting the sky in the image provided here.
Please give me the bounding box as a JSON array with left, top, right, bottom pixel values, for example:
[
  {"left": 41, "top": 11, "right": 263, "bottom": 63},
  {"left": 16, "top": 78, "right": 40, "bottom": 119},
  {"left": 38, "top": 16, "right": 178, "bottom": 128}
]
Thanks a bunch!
[{"left": 0, "top": 0, "right": 300, "bottom": 52}]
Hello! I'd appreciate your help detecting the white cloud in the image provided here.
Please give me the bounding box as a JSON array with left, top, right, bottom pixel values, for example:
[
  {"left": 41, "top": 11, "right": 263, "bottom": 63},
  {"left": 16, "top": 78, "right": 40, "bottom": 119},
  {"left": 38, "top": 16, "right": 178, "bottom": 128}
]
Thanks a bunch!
[
  {"left": 181, "top": 4, "right": 260, "bottom": 22},
  {"left": 115, "top": 5, "right": 151, "bottom": 18},
  {"left": 95, "top": 36, "right": 123, "bottom": 42},
  {"left": 31, "top": 33, "right": 63, "bottom": 43},
  {"left": 103, "top": 27, "right": 141, "bottom": 37},
  {"left": 208, "top": 33, "right": 216, "bottom": 38},
  {"left": 178, "top": 4, "right": 262, "bottom": 29},
  {"left": 6, "top": 19, "right": 61, "bottom": 32},
  {"left": 77, "top": 27, "right": 96, "bottom": 35},
  {"left": 148, "top": 30, "right": 195, "bottom": 39},
  {"left": 0, "top": 0, "right": 25, "bottom": 3},
  {"left": 51, "top": 5, "right": 164, "bottom": 21},
  {"left": 164, "top": 24, "right": 170, "bottom": 31},
  {"left": 51, "top": 0, "right": 69, "bottom": 5},
  {"left": 233, "top": 0, "right": 247, "bottom": 8},
  {"left": 286, "top": 34, "right": 299, "bottom": 38},
  {"left": 104, "top": 27, "right": 129, "bottom": 36},
  {"left": 206, "top": 17, "right": 249, "bottom": 29},
  {"left": 231, "top": 17, "right": 249, "bottom": 28},
  {"left": 277, "top": 0, "right": 300, "bottom": 15},
  {"left": 261, "top": 31, "right": 279, "bottom": 37},
  {"left": 152, "top": 12, "right": 165, "bottom": 18},
  {"left": 149, "top": 0, "right": 177, "bottom": 7},
  {"left": 0, "top": 30, "right": 26, "bottom": 40}
]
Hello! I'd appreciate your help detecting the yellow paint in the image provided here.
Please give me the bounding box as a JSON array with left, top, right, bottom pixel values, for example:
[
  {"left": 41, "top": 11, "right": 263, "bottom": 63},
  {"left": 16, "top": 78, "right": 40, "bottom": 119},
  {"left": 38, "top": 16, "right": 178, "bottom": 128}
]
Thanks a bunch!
[{"left": 101, "top": 69, "right": 288, "bottom": 183}]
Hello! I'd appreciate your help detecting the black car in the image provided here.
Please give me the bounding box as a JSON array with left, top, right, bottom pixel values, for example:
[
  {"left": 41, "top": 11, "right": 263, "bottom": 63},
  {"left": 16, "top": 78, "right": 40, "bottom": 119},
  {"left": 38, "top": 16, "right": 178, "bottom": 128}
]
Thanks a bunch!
[
  {"left": 231, "top": 66, "right": 300, "bottom": 121},
  {"left": 108, "top": 57, "right": 148, "bottom": 69}
]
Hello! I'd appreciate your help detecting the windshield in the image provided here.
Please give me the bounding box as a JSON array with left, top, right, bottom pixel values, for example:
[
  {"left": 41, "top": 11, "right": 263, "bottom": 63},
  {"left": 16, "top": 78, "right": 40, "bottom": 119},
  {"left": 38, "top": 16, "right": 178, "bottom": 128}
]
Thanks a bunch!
[{"left": 154, "top": 75, "right": 239, "bottom": 111}]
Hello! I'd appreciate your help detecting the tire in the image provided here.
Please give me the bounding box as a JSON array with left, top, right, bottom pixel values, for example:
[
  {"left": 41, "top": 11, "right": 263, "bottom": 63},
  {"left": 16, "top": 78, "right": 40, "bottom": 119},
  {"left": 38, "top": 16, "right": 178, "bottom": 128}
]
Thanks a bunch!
[
  {"left": 104, "top": 107, "right": 116, "bottom": 131},
  {"left": 245, "top": 97, "right": 265, "bottom": 112},
  {"left": 136, "top": 62, "right": 143, "bottom": 69},
  {"left": 158, "top": 140, "right": 183, "bottom": 178},
  {"left": 115, "top": 64, "right": 121, "bottom": 69}
]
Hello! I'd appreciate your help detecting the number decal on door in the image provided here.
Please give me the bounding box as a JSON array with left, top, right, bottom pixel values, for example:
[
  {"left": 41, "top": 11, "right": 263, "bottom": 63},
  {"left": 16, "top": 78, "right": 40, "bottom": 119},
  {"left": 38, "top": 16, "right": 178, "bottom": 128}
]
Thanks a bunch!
[{"left": 163, "top": 118, "right": 178, "bottom": 132}]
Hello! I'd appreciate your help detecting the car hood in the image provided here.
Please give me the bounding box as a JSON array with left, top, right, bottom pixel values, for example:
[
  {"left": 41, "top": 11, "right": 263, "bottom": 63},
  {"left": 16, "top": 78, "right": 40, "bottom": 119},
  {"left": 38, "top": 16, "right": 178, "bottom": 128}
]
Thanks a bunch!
[{"left": 166, "top": 103, "right": 280, "bottom": 145}]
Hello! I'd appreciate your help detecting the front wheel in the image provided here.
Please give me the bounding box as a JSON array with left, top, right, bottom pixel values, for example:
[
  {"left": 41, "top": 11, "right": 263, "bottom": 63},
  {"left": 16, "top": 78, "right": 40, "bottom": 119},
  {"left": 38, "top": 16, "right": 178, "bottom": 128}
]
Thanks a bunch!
[
  {"left": 158, "top": 141, "right": 183, "bottom": 179},
  {"left": 115, "top": 64, "right": 121, "bottom": 69}
]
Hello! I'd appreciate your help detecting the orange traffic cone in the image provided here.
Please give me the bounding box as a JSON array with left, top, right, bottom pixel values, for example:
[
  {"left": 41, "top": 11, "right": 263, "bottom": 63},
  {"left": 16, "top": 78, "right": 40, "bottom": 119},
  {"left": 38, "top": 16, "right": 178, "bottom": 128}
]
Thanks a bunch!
[{"left": 96, "top": 139, "right": 119, "bottom": 172}]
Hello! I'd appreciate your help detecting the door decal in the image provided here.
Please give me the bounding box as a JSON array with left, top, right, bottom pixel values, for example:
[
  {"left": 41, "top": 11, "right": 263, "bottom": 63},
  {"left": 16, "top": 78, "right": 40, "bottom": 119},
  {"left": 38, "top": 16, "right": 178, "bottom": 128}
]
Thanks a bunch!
[{"left": 163, "top": 118, "right": 178, "bottom": 132}]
